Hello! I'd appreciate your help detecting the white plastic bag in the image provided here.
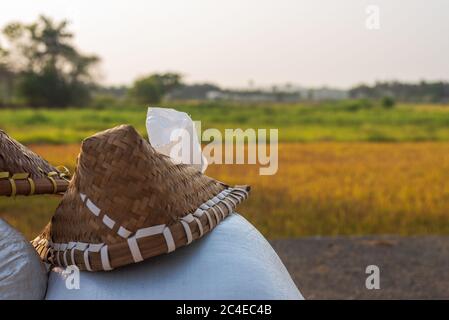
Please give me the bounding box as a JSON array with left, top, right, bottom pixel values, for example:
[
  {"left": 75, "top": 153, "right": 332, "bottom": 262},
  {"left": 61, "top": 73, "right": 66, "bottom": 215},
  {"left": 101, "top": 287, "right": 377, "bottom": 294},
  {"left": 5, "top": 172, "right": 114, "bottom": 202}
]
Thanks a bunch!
[
  {"left": 45, "top": 214, "right": 303, "bottom": 300},
  {"left": 0, "top": 219, "right": 48, "bottom": 300},
  {"left": 146, "top": 107, "right": 207, "bottom": 172}
]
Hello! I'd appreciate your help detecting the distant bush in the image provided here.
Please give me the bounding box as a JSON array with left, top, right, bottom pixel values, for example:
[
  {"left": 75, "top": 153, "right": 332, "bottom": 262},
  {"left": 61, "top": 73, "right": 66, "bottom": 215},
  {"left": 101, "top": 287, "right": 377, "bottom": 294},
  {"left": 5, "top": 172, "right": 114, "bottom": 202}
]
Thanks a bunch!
[
  {"left": 340, "top": 99, "right": 373, "bottom": 112},
  {"left": 89, "top": 95, "right": 120, "bottom": 109},
  {"left": 23, "top": 111, "right": 50, "bottom": 125},
  {"left": 381, "top": 96, "right": 395, "bottom": 109},
  {"left": 129, "top": 73, "right": 182, "bottom": 104}
]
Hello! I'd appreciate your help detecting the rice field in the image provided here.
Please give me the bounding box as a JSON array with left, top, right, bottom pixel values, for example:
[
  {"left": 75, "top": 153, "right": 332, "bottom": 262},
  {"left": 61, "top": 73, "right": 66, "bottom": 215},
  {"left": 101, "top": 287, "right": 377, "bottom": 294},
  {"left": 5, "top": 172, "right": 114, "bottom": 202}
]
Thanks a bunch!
[{"left": 1, "top": 142, "right": 449, "bottom": 240}]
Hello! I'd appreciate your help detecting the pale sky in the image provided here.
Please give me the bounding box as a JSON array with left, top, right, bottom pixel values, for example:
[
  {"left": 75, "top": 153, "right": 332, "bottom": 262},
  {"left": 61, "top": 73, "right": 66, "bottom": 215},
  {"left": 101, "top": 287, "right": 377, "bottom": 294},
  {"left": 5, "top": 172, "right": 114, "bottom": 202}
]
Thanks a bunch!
[{"left": 1, "top": 0, "right": 448, "bottom": 88}]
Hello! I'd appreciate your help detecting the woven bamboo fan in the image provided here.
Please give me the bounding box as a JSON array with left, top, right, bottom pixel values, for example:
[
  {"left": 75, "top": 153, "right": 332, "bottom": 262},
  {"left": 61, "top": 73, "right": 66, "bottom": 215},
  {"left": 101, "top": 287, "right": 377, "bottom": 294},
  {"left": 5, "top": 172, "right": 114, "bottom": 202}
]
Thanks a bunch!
[
  {"left": 0, "top": 129, "right": 70, "bottom": 196},
  {"left": 32, "top": 124, "right": 250, "bottom": 271}
]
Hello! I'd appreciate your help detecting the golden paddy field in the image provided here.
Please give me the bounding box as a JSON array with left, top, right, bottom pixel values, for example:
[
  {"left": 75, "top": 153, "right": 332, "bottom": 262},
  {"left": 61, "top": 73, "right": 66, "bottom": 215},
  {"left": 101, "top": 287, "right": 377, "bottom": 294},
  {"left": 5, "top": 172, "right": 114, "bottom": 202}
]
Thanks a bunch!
[{"left": 1, "top": 142, "right": 449, "bottom": 240}]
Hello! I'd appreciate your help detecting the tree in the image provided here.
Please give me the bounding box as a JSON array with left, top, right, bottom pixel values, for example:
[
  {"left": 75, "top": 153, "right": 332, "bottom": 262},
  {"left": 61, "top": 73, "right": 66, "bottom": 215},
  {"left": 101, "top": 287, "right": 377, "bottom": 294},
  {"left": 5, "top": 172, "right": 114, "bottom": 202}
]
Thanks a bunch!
[
  {"left": 129, "top": 73, "right": 182, "bottom": 104},
  {"left": 0, "top": 44, "right": 15, "bottom": 106},
  {"left": 2, "top": 15, "right": 99, "bottom": 107}
]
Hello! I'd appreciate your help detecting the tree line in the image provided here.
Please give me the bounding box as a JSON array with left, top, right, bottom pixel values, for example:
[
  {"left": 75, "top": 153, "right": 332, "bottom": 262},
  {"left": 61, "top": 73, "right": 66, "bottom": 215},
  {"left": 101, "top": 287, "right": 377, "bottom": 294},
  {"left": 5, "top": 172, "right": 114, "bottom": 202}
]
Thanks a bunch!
[
  {"left": 1, "top": 16, "right": 448, "bottom": 108},
  {"left": 349, "top": 81, "right": 449, "bottom": 104}
]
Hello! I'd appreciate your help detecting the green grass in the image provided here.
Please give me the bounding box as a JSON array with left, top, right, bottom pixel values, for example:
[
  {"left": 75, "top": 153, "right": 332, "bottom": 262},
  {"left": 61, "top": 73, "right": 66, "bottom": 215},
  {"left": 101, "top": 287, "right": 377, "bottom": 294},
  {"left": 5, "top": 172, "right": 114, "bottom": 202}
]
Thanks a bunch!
[{"left": 1, "top": 101, "right": 449, "bottom": 143}]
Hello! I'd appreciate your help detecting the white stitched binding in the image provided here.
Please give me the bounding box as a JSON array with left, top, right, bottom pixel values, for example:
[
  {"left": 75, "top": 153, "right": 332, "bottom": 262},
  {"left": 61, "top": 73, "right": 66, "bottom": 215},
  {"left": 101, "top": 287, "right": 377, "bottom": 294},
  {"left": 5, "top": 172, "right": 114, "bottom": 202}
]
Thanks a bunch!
[
  {"left": 182, "top": 214, "right": 194, "bottom": 223},
  {"left": 180, "top": 220, "right": 193, "bottom": 244},
  {"left": 127, "top": 236, "right": 143, "bottom": 262},
  {"left": 59, "top": 244, "right": 68, "bottom": 267},
  {"left": 210, "top": 207, "right": 221, "bottom": 224},
  {"left": 228, "top": 192, "right": 242, "bottom": 203},
  {"left": 85, "top": 243, "right": 104, "bottom": 271},
  {"left": 86, "top": 199, "right": 101, "bottom": 216},
  {"left": 215, "top": 204, "right": 226, "bottom": 219},
  {"left": 118, "top": 226, "right": 132, "bottom": 238},
  {"left": 193, "top": 208, "right": 204, "bottom": 217},
  {"left": 233, "top": 188, "right": 249, "bottom": 199},
  {"left": 163, "top": 227, "right": 175, "bottom": 252},
  {"left": 83, "top": 249, "right": 91, "bottom": 271},
  {"left": 68, "top": 241, "right": 77, "bottom": 265},
  {"left": 56, "top": 251, "right": 62, "bottom": 267},
  {"left": 88, "top": 243, "right": 104, "bottom": 252},
  {"left": 227, "top": 195, "right": 239, "bottom": 207},
  {"left": 100, "top": 245, "right": 112, "bottom": 271},
  {"left": 75, "top": 242, "right": 88, "bottom": 250},
  {"left": 136, "top": 224, "right": 165, "bottom": 238},
  {"left": 217, "top": 192, "right": 226, "bottom": 200},
  {"left": 194, "top": 217, "right": 204, "bottom": 237},
  {"left": 102, "top": 214, "right": 115, "bottom": 229},
  {"left": 70, "top": 248, "right": 76, "bottom": 265},
  {"left": 63, "top": 250, "right": 69, "bottom": 267},
  {"left": 204, "top": 210, "right": 214, "bottom": 229},
  {"left": 222, "top": 199, "right": 234, "bottom": 215},
  {"left": 233, "top": 191, "right": 247, "bottom": 201}
]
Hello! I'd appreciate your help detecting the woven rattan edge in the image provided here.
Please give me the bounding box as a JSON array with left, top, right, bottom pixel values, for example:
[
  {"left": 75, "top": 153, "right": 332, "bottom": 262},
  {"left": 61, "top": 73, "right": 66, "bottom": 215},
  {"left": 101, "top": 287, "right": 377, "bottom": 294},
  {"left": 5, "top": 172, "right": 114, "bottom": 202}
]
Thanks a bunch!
[{"left": 32, "top": 186, "right": 250, "bottom": 271}]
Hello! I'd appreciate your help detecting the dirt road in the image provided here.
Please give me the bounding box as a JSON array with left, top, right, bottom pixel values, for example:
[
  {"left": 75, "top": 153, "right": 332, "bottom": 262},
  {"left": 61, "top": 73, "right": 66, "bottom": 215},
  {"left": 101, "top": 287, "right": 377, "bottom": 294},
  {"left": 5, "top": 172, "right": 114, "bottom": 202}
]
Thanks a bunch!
[{"left": 271, "top": 236, "right": 449, "bottom": 299}]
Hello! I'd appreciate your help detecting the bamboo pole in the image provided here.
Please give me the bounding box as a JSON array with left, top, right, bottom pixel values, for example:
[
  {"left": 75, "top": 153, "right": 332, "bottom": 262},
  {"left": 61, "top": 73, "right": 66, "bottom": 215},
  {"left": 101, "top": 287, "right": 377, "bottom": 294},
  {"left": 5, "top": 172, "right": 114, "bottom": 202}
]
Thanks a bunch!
[{"left": 0, "top": 178, "right": 69, "bottom": 196}]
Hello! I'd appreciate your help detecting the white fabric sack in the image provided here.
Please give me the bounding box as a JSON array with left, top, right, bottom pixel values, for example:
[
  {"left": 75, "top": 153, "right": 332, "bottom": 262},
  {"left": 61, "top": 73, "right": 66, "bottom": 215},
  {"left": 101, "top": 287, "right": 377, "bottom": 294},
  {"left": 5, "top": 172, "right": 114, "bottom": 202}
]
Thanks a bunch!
[
  {"left": 45, "top": 214, "right": 303, "bottom": 300},
  {"left": 0, "top": 219, "right": 48, "bottom": 300},
  {"left": 146, "top": 107, "right": 207, "bottom": 173}
]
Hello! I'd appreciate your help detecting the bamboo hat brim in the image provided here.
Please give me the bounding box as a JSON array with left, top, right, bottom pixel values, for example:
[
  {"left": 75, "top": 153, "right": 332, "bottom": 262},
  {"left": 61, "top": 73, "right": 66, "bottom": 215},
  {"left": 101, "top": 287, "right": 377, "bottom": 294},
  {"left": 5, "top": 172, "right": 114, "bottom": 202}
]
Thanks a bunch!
[
  {"left": 0, "top": 130, "right": 70, "bottom": 196},
  {"left": 32, "top": 125, "right": 250, "bottom": 271}
]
